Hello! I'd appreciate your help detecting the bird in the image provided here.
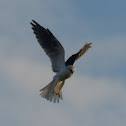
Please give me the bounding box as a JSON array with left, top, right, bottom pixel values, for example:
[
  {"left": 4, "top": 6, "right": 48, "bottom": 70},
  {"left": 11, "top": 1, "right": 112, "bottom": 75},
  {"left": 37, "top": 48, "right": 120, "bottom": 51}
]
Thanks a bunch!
[{"left": 30, "top": 20, "right": 92, "bottom": 103}]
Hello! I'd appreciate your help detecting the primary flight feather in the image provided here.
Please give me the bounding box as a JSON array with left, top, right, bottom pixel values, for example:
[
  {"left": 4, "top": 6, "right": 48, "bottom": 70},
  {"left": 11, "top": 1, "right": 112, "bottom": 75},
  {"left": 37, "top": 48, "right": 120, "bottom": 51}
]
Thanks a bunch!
[{"left": 31, "top": 20, "right": 92, "bottom": 103}]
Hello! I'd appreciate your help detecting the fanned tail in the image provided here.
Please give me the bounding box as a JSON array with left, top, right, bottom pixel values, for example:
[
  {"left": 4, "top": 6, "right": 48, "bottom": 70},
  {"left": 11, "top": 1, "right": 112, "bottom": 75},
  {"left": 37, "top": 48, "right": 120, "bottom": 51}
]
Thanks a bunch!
[{"left": 40, "top": 80, "right": 65, "bottom": 103}]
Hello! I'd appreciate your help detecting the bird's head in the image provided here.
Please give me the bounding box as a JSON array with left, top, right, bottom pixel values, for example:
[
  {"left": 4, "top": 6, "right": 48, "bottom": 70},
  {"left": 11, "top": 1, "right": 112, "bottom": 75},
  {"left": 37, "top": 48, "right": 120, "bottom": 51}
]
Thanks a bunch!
[{"left": 67, "top": 65, "right": 76, "bottom": 74}]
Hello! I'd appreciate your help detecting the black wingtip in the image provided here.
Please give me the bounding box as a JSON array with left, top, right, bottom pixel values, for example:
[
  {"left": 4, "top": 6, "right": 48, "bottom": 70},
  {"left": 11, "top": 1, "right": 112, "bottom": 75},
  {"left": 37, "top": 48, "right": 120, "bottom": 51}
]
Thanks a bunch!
[
  {"left": 30, "top": 22, "right": 35, "bottom": 27},
  {"left": 30, "top": 20, "right": 35, "bottom": 27},
  {"left": 32, "top": 20, "right": 40, "bottom": 26},
  {"left": 30, "top": 20, "right": 39, "bottom": 26},
  {"left": 32, "top": 20, "right": 37, "bottom": 24}
]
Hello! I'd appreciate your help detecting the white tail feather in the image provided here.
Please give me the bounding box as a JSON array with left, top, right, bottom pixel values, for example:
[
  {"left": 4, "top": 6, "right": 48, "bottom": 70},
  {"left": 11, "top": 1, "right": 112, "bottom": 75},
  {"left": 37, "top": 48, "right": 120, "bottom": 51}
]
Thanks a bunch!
[
  {"left": 49, "top": 93, "right": 54, "bottom": 102},
  {"left": 54, "top": 94, "right": 57, "bottom": 103},
  {"left": 56, "top": 95, "right": 59, "bottom": 103},
  {"left": 40, "top": 89, "right": 47, "bottom": 97},
  {"left": 40, "top": 80, "right": 65, "bottom": 103}
]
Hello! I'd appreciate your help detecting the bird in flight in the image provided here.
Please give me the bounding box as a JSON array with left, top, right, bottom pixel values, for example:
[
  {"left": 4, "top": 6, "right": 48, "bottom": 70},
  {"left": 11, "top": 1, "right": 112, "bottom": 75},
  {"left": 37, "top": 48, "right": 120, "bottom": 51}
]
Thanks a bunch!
[{"left": 30, "top": 20, "right": 92, "bottom": 103}]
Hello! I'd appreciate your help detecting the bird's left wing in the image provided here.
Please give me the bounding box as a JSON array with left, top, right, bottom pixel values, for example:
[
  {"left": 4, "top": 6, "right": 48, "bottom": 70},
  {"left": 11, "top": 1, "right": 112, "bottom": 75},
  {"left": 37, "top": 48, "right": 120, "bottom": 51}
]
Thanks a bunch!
[
  {"left": 31, "top": 20, "right": 66, "bottom": 72},
  {"left": 65, "top": 43, "right": 92, "bottom": 66}
]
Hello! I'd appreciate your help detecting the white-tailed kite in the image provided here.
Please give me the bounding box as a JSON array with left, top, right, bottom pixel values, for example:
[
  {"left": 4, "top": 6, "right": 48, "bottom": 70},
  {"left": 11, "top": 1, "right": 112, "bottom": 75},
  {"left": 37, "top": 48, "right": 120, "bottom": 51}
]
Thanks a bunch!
[{"left": 31, "top": 20, "right": 92, "bottom": 103}]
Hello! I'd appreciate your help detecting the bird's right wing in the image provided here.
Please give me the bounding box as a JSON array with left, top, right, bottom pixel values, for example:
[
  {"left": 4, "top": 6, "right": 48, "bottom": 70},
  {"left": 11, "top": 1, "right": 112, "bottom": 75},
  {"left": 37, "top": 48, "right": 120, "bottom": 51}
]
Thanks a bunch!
[
  {"left": 65, "top": 43, "right": 92, "bottom": 66},
  {"left": 31, "top": 20, "right": 66, "bottom": 72}
]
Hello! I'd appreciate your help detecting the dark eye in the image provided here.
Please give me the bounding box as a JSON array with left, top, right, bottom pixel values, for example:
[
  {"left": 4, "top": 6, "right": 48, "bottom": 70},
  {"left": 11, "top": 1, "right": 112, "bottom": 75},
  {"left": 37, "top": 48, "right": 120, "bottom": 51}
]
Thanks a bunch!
[{"left": 69, "top": 69, "right": 73, "bottom": 74}]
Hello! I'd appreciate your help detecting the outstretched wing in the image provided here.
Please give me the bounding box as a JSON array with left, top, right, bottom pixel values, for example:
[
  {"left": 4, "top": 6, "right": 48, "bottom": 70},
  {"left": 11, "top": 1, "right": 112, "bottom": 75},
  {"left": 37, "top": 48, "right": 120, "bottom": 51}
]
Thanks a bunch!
[
  {"left": 65, "top": 43, "right": 92, "bottom": 66},
  {"left": 31, "top": 20, "right": 66, "bottom": 72}
]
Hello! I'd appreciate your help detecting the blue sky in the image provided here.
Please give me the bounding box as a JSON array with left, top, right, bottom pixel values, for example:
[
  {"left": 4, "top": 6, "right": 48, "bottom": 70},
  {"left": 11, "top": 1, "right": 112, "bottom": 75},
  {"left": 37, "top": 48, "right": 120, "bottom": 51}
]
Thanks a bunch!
[{"left": 0, "top": 0, "right": 126, "bottom": 126}]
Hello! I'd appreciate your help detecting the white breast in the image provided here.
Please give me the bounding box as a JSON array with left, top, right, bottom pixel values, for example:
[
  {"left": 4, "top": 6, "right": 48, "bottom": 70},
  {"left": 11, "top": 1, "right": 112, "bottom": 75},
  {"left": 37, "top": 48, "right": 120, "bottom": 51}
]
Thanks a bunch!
[{"left": 56, "top": 68, "right": 73, "bottom": 81}]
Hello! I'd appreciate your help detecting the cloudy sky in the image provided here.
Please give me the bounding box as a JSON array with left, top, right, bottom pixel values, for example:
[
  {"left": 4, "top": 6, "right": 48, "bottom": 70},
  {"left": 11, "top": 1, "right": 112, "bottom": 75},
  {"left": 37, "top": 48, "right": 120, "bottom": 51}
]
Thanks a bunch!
[{"left": 0, "top": 0, "right": 126, "bottom": 126}]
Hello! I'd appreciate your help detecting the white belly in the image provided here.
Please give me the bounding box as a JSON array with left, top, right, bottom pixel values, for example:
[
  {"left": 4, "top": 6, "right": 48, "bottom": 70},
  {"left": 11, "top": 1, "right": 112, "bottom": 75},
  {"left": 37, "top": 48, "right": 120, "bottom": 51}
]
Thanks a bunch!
[{"left": 56, "top": 69, "right": 73, "bottom": 81}]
